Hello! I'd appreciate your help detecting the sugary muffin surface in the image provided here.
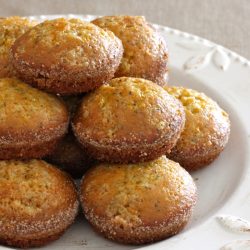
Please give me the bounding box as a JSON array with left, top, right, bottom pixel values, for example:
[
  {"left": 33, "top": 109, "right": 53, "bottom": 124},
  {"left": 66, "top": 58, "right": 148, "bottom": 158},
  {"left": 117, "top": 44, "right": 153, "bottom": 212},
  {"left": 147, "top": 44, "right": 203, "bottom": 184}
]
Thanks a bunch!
[
  {"left": 0, "top": 78, "right": 68, "bottom": 144},
  {"left": 0, "top": 160, "right": 74, "bottom": 216},
  {"left": 0, "top": 159, "right": 79, "bottom": 248},
  {"left": 0, "top": 16, "right": 36, "bottom": 57},
  {"left": 0, "top": 160, "right": 78, "bottom": 231},
  {"left": 92, "top": 16, "right": 168, "bottom": 84},
  {"left": 13, "top": 18, "right": 120, "bottom": 67},
  {"left": 0, "top": 16, "right": 36, "bottom": 77},
  {"left": 74, "top": 77, "right": 183, "bottom": 145},
  {"left": 165, "top": 86, "right": 230, "bottom": 170},
  {"left": 83, "top": 156, "right": 196, "bottom": 222},
  {"left": 11, "top": 18, "right": 123, "bottom": 94},
  {"left": 81, "top": 156, "right": 197, "bottom": 244}
]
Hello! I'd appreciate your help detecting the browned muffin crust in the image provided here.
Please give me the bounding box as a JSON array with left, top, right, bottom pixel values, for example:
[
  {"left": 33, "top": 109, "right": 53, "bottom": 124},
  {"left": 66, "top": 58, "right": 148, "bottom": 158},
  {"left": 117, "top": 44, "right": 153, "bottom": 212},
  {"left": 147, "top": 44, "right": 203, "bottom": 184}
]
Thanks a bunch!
[
  {"left": 0, "top": 160, "right": 79, "bottom": 248},
  {"left": 72, "top": 77, "right": 185, "bottom": 163},
  {"left": 81, "top": 156, "right": 197, "bottom": 244},
  {"left": 45, "top": 94, "right": 92, "bottom": 178},
  {"left": 165, "top": 86, "right": 230, "bottom": 171},
  {"left": 92, "top": 16, "right": 168, "bottom": 85},
  {"left": 0, "top": 16, "right": 36, "bottom": 78},
  {"left": 0, "top": 78, "right": 69, "bottom": 159},
  {"left": 10, "top": 18, "right": 123, "bottom": 95},
  {"left": 46, "top": 131, "right": 93, "bottom": 179}
]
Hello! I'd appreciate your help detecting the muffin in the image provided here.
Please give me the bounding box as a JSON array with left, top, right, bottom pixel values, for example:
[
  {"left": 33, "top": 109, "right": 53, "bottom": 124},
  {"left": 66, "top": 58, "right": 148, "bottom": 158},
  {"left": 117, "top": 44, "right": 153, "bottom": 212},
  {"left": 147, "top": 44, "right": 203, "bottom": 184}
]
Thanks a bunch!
[
  {"left": 81, "top": 156, "right": 197, "bottom": 244},
  {"left": 72, "top": 77, "right": 185, "bottom": 163},
  {"left": 46, "top": 94, "right": 91, "bottom": 178},
  {"left": 10, "top": 18, "right": 123, "bottom": 95},
  {"left": 0, "top": 159, "right": 79, "bottom": 248},
  {"left": 0, "top": 78, "right": 69, "bottom": 160},
  {"left": 165, "top": 86, "right": 230, "bottom": 171},
  {"left": 0, "top": 16, "right": 36, "bottom": 77},
  {"left": 46, "top": 131, "right": 92, "bottom": 179},
  {"left": 92, "top": 16, "right": 168, "bottom": 85}
]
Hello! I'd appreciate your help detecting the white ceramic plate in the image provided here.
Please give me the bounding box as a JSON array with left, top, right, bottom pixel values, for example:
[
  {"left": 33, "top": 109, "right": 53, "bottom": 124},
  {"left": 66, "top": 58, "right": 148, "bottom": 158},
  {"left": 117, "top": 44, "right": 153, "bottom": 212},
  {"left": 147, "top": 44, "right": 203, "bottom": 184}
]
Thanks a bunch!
[{"left": 1, "top": 14, "right": 250, "bottom": 250}]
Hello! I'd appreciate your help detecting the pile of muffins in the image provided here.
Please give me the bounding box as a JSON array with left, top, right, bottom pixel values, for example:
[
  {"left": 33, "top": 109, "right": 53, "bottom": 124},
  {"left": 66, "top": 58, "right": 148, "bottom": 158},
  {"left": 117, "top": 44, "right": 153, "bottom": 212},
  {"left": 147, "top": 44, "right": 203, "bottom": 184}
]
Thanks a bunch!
[{"left": 0, "top": 16, "right": 230, "bottom": 248}]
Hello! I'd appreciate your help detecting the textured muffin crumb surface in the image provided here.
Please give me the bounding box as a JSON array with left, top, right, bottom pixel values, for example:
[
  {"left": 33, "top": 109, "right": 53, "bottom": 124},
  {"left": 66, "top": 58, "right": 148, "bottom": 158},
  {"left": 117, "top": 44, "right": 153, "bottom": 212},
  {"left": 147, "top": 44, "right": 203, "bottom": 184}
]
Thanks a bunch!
[
  {"left": 74, "top": 77, "right": 184, "bottom": 144},
  {"left": 165, "top": 86, "right": 230, "bottom": 170},
  {"left": 15, "top": 18, "right": 120, "bottom": 67},
  {"left": 73, "top": 77, "right": 185, "bottom": 163},
  {"left": 11, "top": 18, "right": 123, "bottom": 94},
  {"left": 92, "top": 16, "right": 168, "bottom": 84},
  {"left": 0, "top": 78, "right": 66, "bottom": 126},
  {"left": 0, "top": 16, "right": 36, "bottom": 77},
  {"left": 81, "top": 156, "right": 197, "bottom": 244},
  {"left": 0, "top": 159, "right": 79, "bottom": 248}
]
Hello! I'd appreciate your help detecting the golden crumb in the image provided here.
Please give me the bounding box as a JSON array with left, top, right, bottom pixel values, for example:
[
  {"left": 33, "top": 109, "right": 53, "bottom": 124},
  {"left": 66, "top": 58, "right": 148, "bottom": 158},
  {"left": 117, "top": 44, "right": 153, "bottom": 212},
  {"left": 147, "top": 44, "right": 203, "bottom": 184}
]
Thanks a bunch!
[
  {"left": 0, "top": 78, "right": 69, "bottom": 159},
  {"left": 0, "top": 16, "right": 36, "bottom": 77},
  {"left": 92, "top": 16, "right": 168, "bottom": 85},
  {"left": 0, "top": 159, "right": 79, "bottom": 248},
  {"left": 73, "top": 77, "right": 185, "bottom": 163},
  {"left": 165, "top": 86, "right": 230, "bottom": 171},
  {"left": 11, "top": 18, "right": 123, "bottom": 95},
  {"left": 81, "top": 156, "right": 197, "bottom": 244}
]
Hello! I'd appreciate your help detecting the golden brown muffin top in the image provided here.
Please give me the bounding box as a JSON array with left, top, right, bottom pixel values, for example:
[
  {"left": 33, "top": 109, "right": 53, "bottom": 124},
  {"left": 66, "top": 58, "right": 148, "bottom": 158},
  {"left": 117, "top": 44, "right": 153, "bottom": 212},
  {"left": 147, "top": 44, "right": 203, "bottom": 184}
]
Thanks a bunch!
[
  {"left": 92, "top": 16, "right": 168, "bottom": 83},
  {"left": 165, "top": 86, "right": 230, "bottom": 153},
  {"left": 0, "top": 16, "right": 36, "bottom": 77},
  {"left": 0, "top": 78, "right": 68, "bottom": 143},
  {"left": 0, "top": 16, "right": 36, "bottom": 57},
  {"left": 82, "top": 156, "right": 197, "bottom": 227},
  {"left": 73, "top": 77, "right": 184, "bottom": 145},
  {"left": 11, "top": 18, "right": 123, "bottom": 71},
  {"left": 0, "top": 160, "right": 78, "bottom": 233}
]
